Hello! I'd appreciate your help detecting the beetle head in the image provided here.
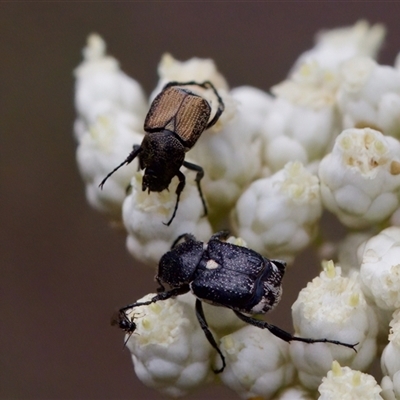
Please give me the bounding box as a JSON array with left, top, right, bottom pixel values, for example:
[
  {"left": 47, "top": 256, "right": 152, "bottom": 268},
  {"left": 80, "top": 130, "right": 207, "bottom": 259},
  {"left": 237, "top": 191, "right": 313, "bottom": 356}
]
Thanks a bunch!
[
  {"left": 157, "top": 239, "right": 204, "bottom": 288},
  {"left": 142, "top": 169, "right": 172, "bottom": 193}
]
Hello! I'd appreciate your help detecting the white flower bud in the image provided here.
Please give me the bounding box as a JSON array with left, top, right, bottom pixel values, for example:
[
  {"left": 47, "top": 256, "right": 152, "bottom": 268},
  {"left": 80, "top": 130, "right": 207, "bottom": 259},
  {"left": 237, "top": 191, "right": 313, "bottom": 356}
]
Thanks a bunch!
[
  {"left": 262, "top": 62, "right": 341, "bottom": 172},
  {"left": 219, "top": 325, "right": 295, "bottom": 400},
  {"left": 74, "top": 34, "right": 148, "bottom": 221},
  {"left": 290, "top": 262, "right": 378, "bottom": 390},
  {"left": 360, "top": 227, "right": 400, "bottom": 311},
  {"left": 122, "top": 171, "right": 212, "bottom": 267},
  {"left": 74, "top": 33, "right": 147, "bottom": 124},
  {"left": 292, "top": 20, "right": 386, "bottom": 73},
  {"left": 189, "top": 86, "right": 271, "bottom": 223},
  {"left": 318, "top": 360, "right": 383, "bottom": 400},
  {"left": 124, "top": 293, "right": 214, "bottom": 398},
  {"left": 318, "top": 128, "right": 400, "bottom": 229},
  {"left": 232, "top": 161, "right": 322, "bottom": 263},
  {"left": 76, "top": 110, "right": 144, "bottom": 221},
  {"left": 381, "top": 310, "right": 400, "bottom": 400},
  {"left": 337, "top": 231, "right": 373, "bottom": 275},
  {"left": 381, "top": 375, "right": 398, "bottom": 400},
  {"left": 337, "top": 57, "right": 400, "bottom": 138},
  {"left": 155, "top": 52, "right": 229, "bottom": 92}
]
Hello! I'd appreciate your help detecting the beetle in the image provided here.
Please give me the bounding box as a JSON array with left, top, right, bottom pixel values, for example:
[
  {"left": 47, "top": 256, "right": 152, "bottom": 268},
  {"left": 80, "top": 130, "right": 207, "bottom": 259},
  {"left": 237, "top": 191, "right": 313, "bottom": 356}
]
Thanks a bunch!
[
  {"left": 118, "top": 231, "right": 358, "bottom": 373},
  {"left": 111, "top": 310, "right": 138, "bottom": 347},
  {"left": 99, "top": 80, "right": 225, "bottom": 226}
]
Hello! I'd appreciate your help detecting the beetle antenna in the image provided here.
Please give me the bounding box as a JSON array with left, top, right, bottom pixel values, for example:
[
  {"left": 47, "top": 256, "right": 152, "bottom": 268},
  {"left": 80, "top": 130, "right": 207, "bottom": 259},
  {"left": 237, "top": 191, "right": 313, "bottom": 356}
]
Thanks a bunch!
[
  {"left": 119, "top": 285, "right": 191, "bottom": 313},
  {"left": 99, "top": 145, "right": 141, "bottom": 189},
  {"left": 233, "top": 310, "right": 358, "bottom": 352}
]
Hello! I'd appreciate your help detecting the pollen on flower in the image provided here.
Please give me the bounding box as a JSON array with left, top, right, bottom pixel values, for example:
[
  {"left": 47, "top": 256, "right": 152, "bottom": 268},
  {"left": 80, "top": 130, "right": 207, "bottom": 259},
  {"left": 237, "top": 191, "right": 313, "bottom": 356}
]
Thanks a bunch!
[
  {"left": 141, "top": 317, "right": 153, "bottom": 330},
  {"left": 296, "top": 264, "right": 367, "bottom": 323},
  {"left": 220, "top": 335, "right": 236, "bottom": 353},
  {"left": 278, "top": 161, "right": 320, "bottom": 202},
  {"left": 323, "top": 260, "right": 337, "bottom": 279},
  {"left": 353, "top": 370, "right": 362, "bottom": 386},
  {"left": 339, "top": 129, "right": 390, "bottom": 175},
  {"left": 226, "top": 235, "right": 248, "bottom": 247},
  {"left": 332, "top": 360, "right": 343, "bottom": 376},
  {"left": 349, "top": 293, "right": 360, "bottom": 307},
  {"left": 149, "top": 302, "right": 162, "bottom": 314},
  {"left": 319, "top": 361, "right": 383, "bottom": 399}
]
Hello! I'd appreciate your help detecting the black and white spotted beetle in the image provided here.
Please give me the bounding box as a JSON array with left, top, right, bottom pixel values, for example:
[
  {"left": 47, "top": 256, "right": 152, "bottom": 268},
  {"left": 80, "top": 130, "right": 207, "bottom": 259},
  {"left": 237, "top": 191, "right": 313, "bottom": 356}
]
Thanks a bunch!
[
  {"left": 118, "top": 231, "right": 357, "bottom": 373},
  {"left": 99, "top": 81, "right": 225, "bottom": 226}
]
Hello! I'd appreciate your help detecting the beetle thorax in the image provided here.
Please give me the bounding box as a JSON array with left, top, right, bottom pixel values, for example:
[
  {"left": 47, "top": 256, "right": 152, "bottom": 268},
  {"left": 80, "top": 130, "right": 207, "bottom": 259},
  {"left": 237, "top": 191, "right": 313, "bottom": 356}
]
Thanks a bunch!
[{"left": 140, "top": 131, "right": 185, "bottom": 192}]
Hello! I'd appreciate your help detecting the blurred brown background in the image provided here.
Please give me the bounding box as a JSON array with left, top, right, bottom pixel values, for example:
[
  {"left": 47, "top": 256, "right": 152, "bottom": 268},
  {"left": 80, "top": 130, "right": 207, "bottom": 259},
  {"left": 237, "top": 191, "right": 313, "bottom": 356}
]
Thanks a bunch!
[{"left": 2, "top": 3, "right": 400, "bottom": 400}]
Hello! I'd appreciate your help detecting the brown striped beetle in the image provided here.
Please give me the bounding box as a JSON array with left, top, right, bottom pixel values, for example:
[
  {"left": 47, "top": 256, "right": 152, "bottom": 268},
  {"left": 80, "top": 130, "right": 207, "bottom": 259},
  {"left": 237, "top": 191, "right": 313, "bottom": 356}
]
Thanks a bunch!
[
  {"left": 118, "top": 231, "right": 358, "bottom": 373},
  {"left": 99, "top": 81, "right": 225, "bottom": 226}
]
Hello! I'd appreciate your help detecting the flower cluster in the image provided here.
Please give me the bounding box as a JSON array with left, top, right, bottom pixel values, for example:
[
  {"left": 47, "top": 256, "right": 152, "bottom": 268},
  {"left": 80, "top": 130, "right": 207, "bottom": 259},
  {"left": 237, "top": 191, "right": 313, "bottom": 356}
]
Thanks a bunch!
[{"left": 73, "top": 20, "right": 400, "bottom": 399}]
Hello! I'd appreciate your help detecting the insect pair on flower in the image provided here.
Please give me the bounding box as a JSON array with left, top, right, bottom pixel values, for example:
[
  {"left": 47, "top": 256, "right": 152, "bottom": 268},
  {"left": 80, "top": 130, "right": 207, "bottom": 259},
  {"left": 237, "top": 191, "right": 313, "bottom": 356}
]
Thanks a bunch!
[{"left": 104, "top": 81, "right": 357, "bottom": 373}]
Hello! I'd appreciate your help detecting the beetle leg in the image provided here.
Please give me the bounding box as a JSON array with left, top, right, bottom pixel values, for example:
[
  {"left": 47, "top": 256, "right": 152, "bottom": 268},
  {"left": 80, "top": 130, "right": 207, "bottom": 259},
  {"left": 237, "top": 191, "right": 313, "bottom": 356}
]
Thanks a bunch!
[
  {"left": 156, "top": 276, "right": 166, "bottom": 292},
  {"left": 233, "top": 311, "right": 358, "bottom": 352},
  {"left": 210, "top": 230, "right": 231, "bottom": 242},
  {"left": 163, "top": 170, "right": 186, "bottom": 226},
  {"left": 170, "top": 233, "right": 197, "bottom": 249},
  {"left": 99, "top": 145, "right": 142, "bottom": 189},
  {"left": 195, "top": 299, "right": 226, "bottom": 374},
  {"left": 119, "top": 284, "right": 190, "bottom": 313},
  {"left": 201, "top": 82, "right": 225, "bottom": 129},
  {"left": 182, "top": 161, "right": 208, "bottom": 218}
]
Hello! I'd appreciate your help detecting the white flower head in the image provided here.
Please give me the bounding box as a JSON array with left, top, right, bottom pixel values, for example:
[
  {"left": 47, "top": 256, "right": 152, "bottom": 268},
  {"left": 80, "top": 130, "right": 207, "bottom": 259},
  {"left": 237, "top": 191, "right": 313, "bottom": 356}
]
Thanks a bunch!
[
  {"left": 232, "top": 161, "right": 322, "bottom": 263},
  {"left": 262, "top": 77, "right": 340, "bottom": 172},
  {"left": 219, "top": 325, "right": 295, "bottom": 400},
  {"left": 318, "top": 360, "right": 383, "bottom": 400},
  {"left": 189, "top": 87, "right": 270, "bottom": 223},
  {"left": 381, "top": 309, "right": 400, "bottom": 400},
  {"left": 337, "top": 57, "right": 400, "bottom": 138},
  {"left": 336, "top": 231, "right": 374, "bottom": 276},
  {"left": 290, "top": 261, "right": 378, "bottom": 390},
  {"left": 319, "top": 128, "right": 400, "bottom": 229},
  {"left": 76, "top": 111, "right": 144, "bottom": 221},
  {"left": 122, "top": 171, "right": 212, "bottom": 266},
  {"left": 74, "top": 34, "right": 148, "bottom": 221},
  {"left": 156, "top": 52, "right": 229, "bottom": 91},
  {"left": 292, "top": 20, "right": 386, "bottom": 73},
  {"left": 123, "top": 293, "right": 214, "bottom": 398},
  {"left": 74, "top": 33, "right": 147, "bottom": 124},
  {"left": 360, "top": 227, "right": 400, "bottom": 311}
]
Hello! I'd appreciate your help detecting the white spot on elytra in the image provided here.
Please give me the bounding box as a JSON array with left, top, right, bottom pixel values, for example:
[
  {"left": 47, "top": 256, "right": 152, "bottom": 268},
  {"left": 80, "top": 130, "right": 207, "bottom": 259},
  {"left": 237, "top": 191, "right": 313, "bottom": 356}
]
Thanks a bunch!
[{"left": 206, "top": 259, "right": 219, "bottom": 270}]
